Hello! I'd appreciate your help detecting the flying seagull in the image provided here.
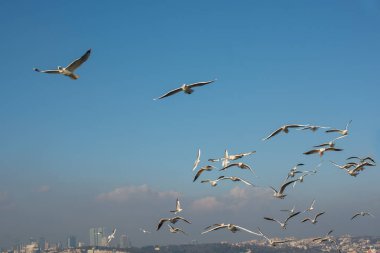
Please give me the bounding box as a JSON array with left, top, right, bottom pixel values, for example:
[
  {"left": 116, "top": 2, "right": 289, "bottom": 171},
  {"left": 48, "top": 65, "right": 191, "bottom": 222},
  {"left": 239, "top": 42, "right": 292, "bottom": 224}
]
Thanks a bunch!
[
  {"left": 263, "top": 211, "right": 301, "bottom": 230},
  {"left": 220, "top": 176, "right": 255, "bottom": 186},
  {"left": 281, "top": 205, "right": 297, "bottom": 214},
  {"left": 325, "top": 120, "right": 352, "bottom": 136},
  {"left": 170, "top": 198, "right": 183, "bottom": 214},
  {"left": 302, "top": 212, "right": 325, "bottom": 224},
  {"left": 304, "top": 147, "right": 343, "bottom": 157},
  {"left": 285, "top": 163, "right": 305, "bottom": 181},
  {"left": 304, "top": 199, "right": 316, "bottom": 212},
  {"left": 201, "top": 223, "right": 261, "bottom": 236},
  {"left": 106, "top": 228, "right": 116, "bottom": 245},
  {"left": 270, "top": 179, "right": 298, "bottom": 199},
  {"left": 193, "top": 165, "right": 217, "bottom": 182},
  {"left": 219, "top": 162, "right": 254, "bottom": 174},
  {"left": 312, "top": 230, "right": 334, "bottom": 243},
  {"left": 257, "top": 228, "right": 294, "bottom": 247},
  {"left": 154, "top": 79, "right": 216, "bottom": 100},
  {"left": 156, "top": 216, "right": 191, "bottom": 231},
  {"left": 33, "top": 49, "right": 91, "bottom": 80},
  {"left": 330, "top": 160, "right": 357, "bottom": 170},
  {"left": 192, "top": 149, "right": 201, "bottom": 171},
  {"left": 262, "top": 124, "right": 306, "bottom": 141},
  {"left": 167, "top": 224, "right": 188, "bottom": 235},
  {"left": 200, "top": 176, "right": 225, "bottom": 187},
  {"left": 351, "top": 211, "right": 375, "bottom": 220},
  {"left": 347, "top": 156, "right": 376, "bottom": 164}
]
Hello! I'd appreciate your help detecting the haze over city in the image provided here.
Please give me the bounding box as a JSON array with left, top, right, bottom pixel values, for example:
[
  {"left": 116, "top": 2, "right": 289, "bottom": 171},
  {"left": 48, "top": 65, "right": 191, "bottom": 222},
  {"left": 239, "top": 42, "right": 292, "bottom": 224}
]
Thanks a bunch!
[{"left": 0, "top": 0, "right": 379, "bottom": 250}]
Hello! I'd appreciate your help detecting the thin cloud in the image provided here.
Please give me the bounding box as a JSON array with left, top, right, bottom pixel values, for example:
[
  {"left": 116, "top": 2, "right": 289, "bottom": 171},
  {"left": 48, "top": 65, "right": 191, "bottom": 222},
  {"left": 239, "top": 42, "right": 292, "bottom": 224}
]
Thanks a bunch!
[{"left": 35, "top": 185, "right": 51, "bottom": 193}]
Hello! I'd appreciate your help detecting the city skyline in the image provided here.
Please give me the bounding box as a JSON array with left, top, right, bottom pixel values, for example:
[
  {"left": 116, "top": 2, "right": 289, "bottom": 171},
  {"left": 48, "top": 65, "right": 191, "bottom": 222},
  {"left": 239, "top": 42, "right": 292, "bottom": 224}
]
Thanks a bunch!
[{"left": 0, "top": 0, "right": 379, "bottom": 249}]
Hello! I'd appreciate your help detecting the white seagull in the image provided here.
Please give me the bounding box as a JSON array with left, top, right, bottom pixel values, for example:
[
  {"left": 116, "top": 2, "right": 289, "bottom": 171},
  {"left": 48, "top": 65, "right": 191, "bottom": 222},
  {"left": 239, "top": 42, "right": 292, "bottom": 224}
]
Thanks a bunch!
[
  {"left": 106, "top": 228, "right": 116, "bottom": 245},
  {"left": 219, "top": 162, "right": 255, "bottom": 174},
  {"left": 156, "top": 216, "right": 191, "bottom": 231},
  {"left": 200, "top": 176, "right": 225, "bottom": 187},
  {"left": 257, "top": 228, "right": 294, "bottom": 246},
  {"left": 192, "top": 149, "right": 201, "bottom": 171},
  {"left": 304, "top": 199, "right": 316, "bottom": 212},
  {"left": 154, "top": 79, "right": 216, "bottom": 100},
  {"left": 270, "top": 179, "right": 298, "bottom": 199},
  {"left": 351, "top": 211, "right": 375, "bottom": 220},
  {"left": 201, "top": 223, "right": 261, "bottom": 236},
  {"left": 168, "top": 224, "right": 188, "bottom": 235},
  {"left": 304, "top": 147, "right": 343, "bottom": 157},
  {"left": 193, "top": 165, "right": 217, "bottom": 182},
  {"left": 220, "top": 176, "right": 255, "bottom": 186},
  {"left": 170, "top": 198, "right": 183, "bottom": 214},
  {"left": 262, "top": 124, "right": 306, "bottom": 141},
  {"left": 264, "top": 211, "right": 301, "bottom": 230},
  {"left": 325, "top": 120, "right": 352, "bottom": 136},
  {"left": 302, "top": 212, "right": 325, "bottom": 224},
  {"left": 281, "top": 205, "right": 296, "bottom": 214},
  {"left": 33, "top": 49, "right": 91, "bottom": 80}
]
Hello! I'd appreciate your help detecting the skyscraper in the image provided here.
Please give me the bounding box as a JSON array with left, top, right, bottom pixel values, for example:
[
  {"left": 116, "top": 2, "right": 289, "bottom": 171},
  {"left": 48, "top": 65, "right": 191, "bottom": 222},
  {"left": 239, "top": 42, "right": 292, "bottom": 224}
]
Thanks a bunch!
[
  {"left": 89, "top": 227, "right": 105, "bottom": 247},
  {"left": 119, "top": 234, "right": 128, "bottom": 248},
  {"left": 67, "top": 236, "right": 77, "bottom": 248}
]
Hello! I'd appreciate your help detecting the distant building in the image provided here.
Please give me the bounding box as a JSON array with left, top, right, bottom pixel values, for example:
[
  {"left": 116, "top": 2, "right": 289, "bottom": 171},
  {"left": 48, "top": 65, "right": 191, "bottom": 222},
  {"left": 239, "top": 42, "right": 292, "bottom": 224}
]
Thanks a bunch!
[
  {"left": 38, "top": 238, "right": 45, "bottom": 251},
  {"left": 89, "top": 228, "right": 105, "bottom": 247},
  {"left": 67, "top": 236, "right": 77, "bottom": 248},
  {"left": 119, "top": 235, "right": 128, "bottom": 248}
]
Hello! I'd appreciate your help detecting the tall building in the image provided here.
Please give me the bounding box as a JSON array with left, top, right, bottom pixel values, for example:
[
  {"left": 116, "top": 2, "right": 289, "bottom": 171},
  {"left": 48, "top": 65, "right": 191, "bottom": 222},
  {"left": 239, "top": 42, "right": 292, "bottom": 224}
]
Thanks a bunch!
[
  {"left": 38, "top": 237, "right": 46, "bottom": 251},
  {"left": 119, "top": 234, "right": 128, "bottom": 248},
  {"left": 67, "top": 236, "right": 77, "bottom": 248},
  {"left": 89, "top": 227, "right": 105, "bottom": 246}
]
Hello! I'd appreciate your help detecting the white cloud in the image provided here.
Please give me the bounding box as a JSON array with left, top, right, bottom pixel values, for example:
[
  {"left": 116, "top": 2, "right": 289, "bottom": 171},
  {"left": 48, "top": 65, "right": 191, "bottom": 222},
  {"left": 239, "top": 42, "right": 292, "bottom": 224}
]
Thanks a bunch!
[
  {"left": 96, "top": 184, "right": 178, "bottom": 203},
  {"left": 190, "top": 196, "right": 222, "bottom": 211}
]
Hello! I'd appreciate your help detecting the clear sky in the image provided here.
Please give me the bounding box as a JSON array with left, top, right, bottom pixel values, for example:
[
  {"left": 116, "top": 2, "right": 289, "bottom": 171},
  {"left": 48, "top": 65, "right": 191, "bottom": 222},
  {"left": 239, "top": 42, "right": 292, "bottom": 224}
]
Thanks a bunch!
[{"left": 0, "top": 0, "right": 379, "bottom": 248}]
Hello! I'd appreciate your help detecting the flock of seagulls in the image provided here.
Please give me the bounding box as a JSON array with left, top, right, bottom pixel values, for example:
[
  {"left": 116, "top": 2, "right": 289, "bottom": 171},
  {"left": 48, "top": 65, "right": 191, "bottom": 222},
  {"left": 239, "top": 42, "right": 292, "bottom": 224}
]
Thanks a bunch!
[{"left": 32, "top": 50, "right": 377, "bottom": 251}]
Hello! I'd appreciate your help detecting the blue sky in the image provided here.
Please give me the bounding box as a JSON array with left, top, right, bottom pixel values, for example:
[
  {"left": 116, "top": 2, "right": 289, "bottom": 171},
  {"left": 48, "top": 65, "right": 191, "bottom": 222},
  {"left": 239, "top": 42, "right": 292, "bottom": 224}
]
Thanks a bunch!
[{"left": 0, "top": 0, "right": 379, "bottom": 248}]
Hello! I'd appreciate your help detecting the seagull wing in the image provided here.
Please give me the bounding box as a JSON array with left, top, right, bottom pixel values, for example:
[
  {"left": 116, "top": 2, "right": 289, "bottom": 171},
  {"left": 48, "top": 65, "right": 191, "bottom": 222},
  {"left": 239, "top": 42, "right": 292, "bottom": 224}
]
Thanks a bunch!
[
  {"left": 234, "top": 225, "right": 262, "bottom": 236},
  {"left": 208, "top": 158, "right": 220, "bottom": 162},
  {"left": 351, "top": 213, "right": 360, "bottom": 220},
  {"left": 66, "top": 49, "right": 91, "bottom": 71},
  {"left": 301, "top": 218, "right": 311, "bottom": 223},
  {"left": 262, "top": 127, "right": 283, "bottom": 141},
  {"left": 264, "top": 217, "right": 281, "bottom": 225},
  {"left": 315, "top": 212, "right": 325, "bottom": 220},
  {"left": 219, "top": 163, "right": 237, "bottom": 171},
  {"left": 237, "top": 177, "right": 255, "bottom": 186},
  {"left": 285, "top": 211, "right": 301, "bottom": 223},
  {"left": 279, "top": 180, "right": 298, "bottom": 194},
  {"left": 172, "top": 216, "right": 191, "bottom": 224},
  {"left": 188, "top": 80, "right": 215, "bottom": 88},
  {"left": 286, "top": 124, "right": 307, "bottom": 128},
  {"left": 154, "top": 87, "right": 183, "bottom": 100},
  {"left": 326, "top": 148, "right": 343, "bottom": 152},
  {"left": 193, "top": 168, "right": 206, "bottom": 182},
  {"left": 303, "top": 149, "right": 320, "bottom": 155},
  {"left": 157, "top": 218, "right": 168, "bottom": 230},
  {"left": 325, "top": 129, "right": 341, "bottom": 133},
  {"left": 314, "top": 143, "right": 329, "bottom": 148},
  {"left": 192, "top": 149, "right": 201, "bottom": 171},
  {"left": 33, "top": 68, "right": 60, "bottom": 74},
  {"left": 201, "top": 224, "right": 227, "bottom": 234}
]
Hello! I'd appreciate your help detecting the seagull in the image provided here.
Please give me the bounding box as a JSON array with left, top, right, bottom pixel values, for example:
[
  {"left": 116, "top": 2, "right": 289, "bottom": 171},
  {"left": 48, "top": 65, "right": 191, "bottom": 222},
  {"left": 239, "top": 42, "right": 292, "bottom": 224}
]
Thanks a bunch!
[
  {"left": 201, "top": 223, "right": 261, "bottom": 236},
  {"left": 154, "top": 79, "right": 216, "bottom": 100},
  {"left": 210, "top": 150, "right": 255, "bottom": 167},
  {"left": 167, "top": 224, "right": 188, "bottom": 235},
  {"left": 281, "top": 205, "right": 296, "bottom": 214},
  {"left": 263, "top": 211, "right": 301, "bottom": 230},
  {"left": 170, "top": 198, "right": 183, "bottom": 214},
  {"left": 330, "top": 161, "right": 357, "bottom": 170},
  {"left": 106, "top": 228, "right": 116, "bottom": 245},
  {"left": 293, "top": 173, "right": 311, "bottom": 188},
  {"left": 257, "top": 228, "right": 294, "bottom": 246},
  {"left": 314, "top": 136, "right": 346, "bottom": 148},
  {"left": 220, "top": 176, "right": 255, "bottom": 186},
  {"left": 270, "top": 179, "right": 298, "bottom": 199},
  {"left": 351, "top": 211, "right": 375, "bottom": 220},
  {"left": 219, "top": 162, "right": 254, "bottom": 174},
  {"left": 303, "top": 147, "right": 343, "bottom": 157},
  {"left": 347, "top": 156, "right": 376, "bottom": 164},
  {"left": 262, "top": 124, "right": 306, "bottom": 141},
  {"left": 344, "top": 162, "right": 375, "bottom": 176},
  {"left": 227, "top": 151, "right": 256, "bottom": 160},
  {"left": 312, "top": 230, "right": 334, "bottom": 243},
  {"left": 139, "top": 228, "right": 151, "bottom": 234},
  {"left": 300, "top": 125, "right": 330, "bottom": 132},
  {"left": 156, "top": 216, "right": 191, "bottom": 231},
  {"left": 33, "top": 49, "right": 91, "bottom": 80},
  {"left": 325, "top": 120, "right": 352, "bottom": 136},
  {"left": 193, "top": 165, "right": 217, "bottom": 182},
  {"left": 285, "top": 163, "right": 305, "bottom": 181},
  {"left": 304, "top": 199, "right": 316, "bottom": 212},
  {"left": 302, "top": 212, "right": 325, "bottom": 224},
  {"left": 200, "top": 176, "right": 225, "bottom": 187},
  {"left": 192, "top": 149, "right": 201, "bottom": 171}
]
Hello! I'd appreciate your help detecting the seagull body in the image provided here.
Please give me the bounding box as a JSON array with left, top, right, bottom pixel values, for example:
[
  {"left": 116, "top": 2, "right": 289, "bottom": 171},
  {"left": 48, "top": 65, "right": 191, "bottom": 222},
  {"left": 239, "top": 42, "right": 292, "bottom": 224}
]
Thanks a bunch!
[
  {"left": 168, "top": 224, "right": 187, "bottom": 235},
  {"left": 325, "top": 120, "right": 352, "bottom": 136},
  {"left": 262, "top": 124, "right": 306, "bottom": 141},
  {"left": 156, "top": 216, "right": 191, "bottom": 231},
  {"left": 154, "top": 80, "right": 215, "bottom": 100},
  {"left": 106, "top": 228, "right": 116, "bottom": 245},
  {"left": 192, "top": 149, "right": 201, "bottom": 171},
  {"left": 193, "top": 165, "right": 217, "bottom": 182},
  {"left": 202, "top": 223, "right": 261, "bottom": 236},
  {"left": 304, "top": 147, "right": 343, "bottom": 157},
  {"left": 220, "top": 176, "right": 255, "bottom": 186},
  {"left": 33, "top": 49, "right": 91, "bottom": 80},
  {"left": 227, "top": 151, "right": 256, "bottom": 161},
  {"left": 264, "top": 211, "right": 301, "bottom": 230},
  {"left": 219, "top": 162, "right": 254, "bottom": 174},
  {"left": 351, "top": 211, "right": 375, "bottom": 220},
  {"left": 302, "top": 212, "right": 325, "bottom": 224},
  {"left": 170, "top": 198, "right": 183, "bottom": 214},
  {"left": 270, "top": 179, "right": 298, "bottom": 199},
  {"left": 200, "top": 176, "right": 225, "bottom": 187}
]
